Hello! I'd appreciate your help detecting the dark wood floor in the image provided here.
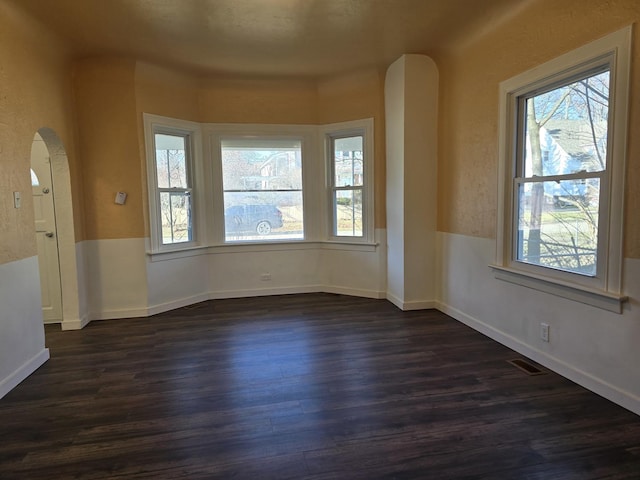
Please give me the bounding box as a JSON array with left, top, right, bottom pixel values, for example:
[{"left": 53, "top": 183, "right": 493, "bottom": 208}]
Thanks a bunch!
[{"left": 1, "top": 294, "right": 640, "bottom": 479}]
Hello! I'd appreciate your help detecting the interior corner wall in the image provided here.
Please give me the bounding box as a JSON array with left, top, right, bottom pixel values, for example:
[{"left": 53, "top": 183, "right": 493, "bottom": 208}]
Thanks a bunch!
[
  {"left": 385, "top": 55, "right": 439, "bottom": 310},
  {"left": 73, "top": 57, "right": 146, "bottom": 241},
  {"left": 385, "top": 57, "right": 406, "bottom": 304},
  {"left": 0, "top": 2, "right": 79, "bottom": 396},
  {"left": 73, "top": 58, "right": 149, "bottom": 320}
]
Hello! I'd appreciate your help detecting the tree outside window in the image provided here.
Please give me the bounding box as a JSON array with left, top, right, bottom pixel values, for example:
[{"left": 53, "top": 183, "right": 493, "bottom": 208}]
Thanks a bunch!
[
  {"left": 155, "top": 133, "right": 193, "bottom": 244},
  {"left": 517, "top": 68, "right": 609, "bottom": 276}
]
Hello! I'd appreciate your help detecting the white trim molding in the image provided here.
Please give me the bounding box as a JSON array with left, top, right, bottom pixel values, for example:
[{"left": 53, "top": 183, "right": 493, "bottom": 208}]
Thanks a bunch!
[
  {"left": 320, "top": 118, "right": 375, "bottom": 244},
  {"left": 495, "top": 26, "right": 632, "bottom": 310},
  {"left": 491, "top": 264, "right": 627, "bottom": 313},
  {"left": 439, "top": 231, "right": 640, "bottom": 417},
  {"left": 0, "top": 349, "right": 49, "bottom": 400},
  {"left": 437, "top": 300, "right": 640, "bottom": 416}
]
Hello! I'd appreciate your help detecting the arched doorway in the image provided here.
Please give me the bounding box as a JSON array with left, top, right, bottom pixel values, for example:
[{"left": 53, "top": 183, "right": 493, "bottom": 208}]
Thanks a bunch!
[
  {"left": 31, "top": 133, "right": 62, "bottom": 322},
  {"left": 30, "top": 128, "right": 84, "bottom": 330}
]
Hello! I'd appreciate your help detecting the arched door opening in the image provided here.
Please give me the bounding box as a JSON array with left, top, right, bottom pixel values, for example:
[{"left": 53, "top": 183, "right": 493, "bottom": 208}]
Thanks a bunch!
[
  {"left": 30, "top": 128, "right": 84, "bottom": 330},
  {"left": 31, "top": 133, "right": 62, "bottom": 322}
]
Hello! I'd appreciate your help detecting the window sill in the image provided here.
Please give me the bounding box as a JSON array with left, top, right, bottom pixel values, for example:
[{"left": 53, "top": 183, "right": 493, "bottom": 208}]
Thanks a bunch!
[
  {"left": 321, "top": 240, "right": 378, "bottom": 252},
  {"left": 147, "top": 239, "right": 379, "bottom": 260},
  {"left": 490, "top": 264, "right": 628, "bottom": 314},
  {"left": 146, "top": 245, "right": 209, "bottom": 262}
]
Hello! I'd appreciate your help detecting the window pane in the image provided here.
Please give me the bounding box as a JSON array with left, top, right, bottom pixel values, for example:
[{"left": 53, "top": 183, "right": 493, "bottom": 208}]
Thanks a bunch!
[
  {"left": 155, "top": 134, "right": 187, "bottom": 188},
  {"left": 160, "top": 191, "right": 192, "bottom": 244},
  {"left": 335, "top": 189, "right": 363, "bottom": 237},
  {"left": 224, "top": 191, "right": 303, "bottom": 242},
  {"left": 523, "top": 70, "right": 609, "bottom": 177},
  {"left": 30, "top": 169, "right": 39, "bottom": 186},
  {"left": 221, "top": 138, "right": 303, "bottom": 243},
  {"left": 334, "top": 136, "right": 363, "bottom": 187},
  {"left": 221, "top": 139, "right": 302, "bottom": 191},
  {"left": 516, "top": 179, "right": 600, "bottom": 275}
]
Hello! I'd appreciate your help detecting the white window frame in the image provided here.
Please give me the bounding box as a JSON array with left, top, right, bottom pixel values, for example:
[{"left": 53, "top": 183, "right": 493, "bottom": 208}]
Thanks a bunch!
[
  {"left": 144, "top": 117, "right": 375, "bottom": 258},
  {"left": 207, "top": 124, "right": 318, "bottom": 245},
  {"left": 493, "top": 27, "right": 631, "bottom": 313},
  {"left": 144, "top": 114, "right": 204, "bottom": 253},
  {"left": 322, "top": 118, "right": 374, "bottom": 244}
]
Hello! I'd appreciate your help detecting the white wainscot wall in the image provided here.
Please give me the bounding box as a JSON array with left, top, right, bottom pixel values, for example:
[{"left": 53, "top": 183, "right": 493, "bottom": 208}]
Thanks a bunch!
[
  {"left": 205, "top": 232, "right": 387, "bottom": 299},
  {"left": 83, "top": 230, "right": 387, "bottom": 320},
  {"left": 321, "top": 242, "right": 387, "bottom": 299},
  {"left": 437, "top": 231, "right": 640, "bottom": 416},
  {"left": 72, "top": 240, "right": 90, "bottom": 329},
  {"left": 148, "top": 251, "right": 210, "bottom": 313},
  {"left": 84, "top": 238, "right": 149, "bottom": 320},
  {"left": 0, "top": 256, "right": 49, "bottom": 399},
  {"left": 208, "top": 247, "right": 323, "bottom": 298}
]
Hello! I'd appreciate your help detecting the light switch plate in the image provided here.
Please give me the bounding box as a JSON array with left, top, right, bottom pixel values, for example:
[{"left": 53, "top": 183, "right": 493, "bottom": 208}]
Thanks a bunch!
[{"left": 13, "top": 191, "right": 21, "bottom": 209}]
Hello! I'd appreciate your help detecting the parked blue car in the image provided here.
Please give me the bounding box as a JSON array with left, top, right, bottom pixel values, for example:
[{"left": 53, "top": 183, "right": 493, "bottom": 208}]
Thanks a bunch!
[{"left": 225, "top": 204, "right": 284, "bottom": 235}]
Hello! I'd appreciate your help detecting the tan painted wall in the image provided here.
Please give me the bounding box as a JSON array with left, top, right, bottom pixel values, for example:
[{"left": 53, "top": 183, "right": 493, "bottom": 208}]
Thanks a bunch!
[
  {"left": 198, "top": 76, "right": 318, "bottom": 125},
  {"left": 126, "top": 66, "right": 386, "bottom": 238},
  {"left": 135, "top": 63, "right": 201, "bottom": 122},
  {"left": 438, "top": 0, "right": 640, "bottom": 259},
  {"left": 134, "top": 63, "right": 202, "bottom": 237},
  {"left": 318, "top": 68, "right": 387, "bottom": 228},
  {"left": 0, "top": 2, "right": 82, "bottom": 265},
  {"left": 74, "top": 57, "right": 145, "bottom": 240}
]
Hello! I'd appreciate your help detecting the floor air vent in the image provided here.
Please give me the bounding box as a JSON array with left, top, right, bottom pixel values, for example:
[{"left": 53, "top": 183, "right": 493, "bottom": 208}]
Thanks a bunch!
[{"left": 508, "top": 358, "right": 547, "bottom": 376}]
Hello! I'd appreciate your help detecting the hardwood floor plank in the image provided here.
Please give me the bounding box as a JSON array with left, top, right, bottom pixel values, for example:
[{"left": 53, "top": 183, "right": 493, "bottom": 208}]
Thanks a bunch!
[{"left": 1, "top": 293, "right": 639, "bottom": 479}]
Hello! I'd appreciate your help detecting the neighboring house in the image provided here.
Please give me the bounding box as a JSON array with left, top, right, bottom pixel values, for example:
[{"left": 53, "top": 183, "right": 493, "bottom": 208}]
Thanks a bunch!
[{"left": 536, "top": 119, "right": 606, "bottom": 206}]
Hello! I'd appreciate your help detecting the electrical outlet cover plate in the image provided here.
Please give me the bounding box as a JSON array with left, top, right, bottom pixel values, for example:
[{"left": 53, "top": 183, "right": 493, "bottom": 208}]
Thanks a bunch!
[{"left": 541, "top": 323, "right": 550, "bottom": 342}]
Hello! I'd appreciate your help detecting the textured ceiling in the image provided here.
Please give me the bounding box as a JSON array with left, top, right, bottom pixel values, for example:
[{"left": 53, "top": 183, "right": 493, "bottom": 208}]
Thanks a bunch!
[{"left": 10, "top": 0, "right": 532, "bottom": 78}]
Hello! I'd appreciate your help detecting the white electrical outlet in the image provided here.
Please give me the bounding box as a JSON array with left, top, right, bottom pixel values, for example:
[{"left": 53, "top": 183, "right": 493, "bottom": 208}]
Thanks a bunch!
[
  {"left": 260, "top": 273, "right": 271, "bottom": 281},
  {"left": 540, "top": 323, "right": 550, "bottom": 342}
]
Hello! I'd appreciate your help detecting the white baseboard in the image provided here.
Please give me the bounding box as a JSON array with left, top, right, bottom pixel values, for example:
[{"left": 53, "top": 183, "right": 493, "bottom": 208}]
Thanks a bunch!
[
  {"left": 89, "top": 307, "right": 150, "bottom": 321},
  {"left": 436, "top": 301, "right": 640, "bottom": 417},
  {"left": 402, "top": 300, "right": 436, "bottom": 311},
  {"left": 61, "top": 315, "right": 90, "bottom": 331},
  {"left": 323, "top": 285, "right": 386, "bottom": 299},
  {"left": 209, "top": 285, "right": 322, "bottom": 300},
  {"left": 86, "top": 286, "right": 389, "bottom": 320},
  {"left": 0, "top": 348, "right": 50, "bottom": 400},
  {"left": 147, "top": 293, "right": 212, "bottom": 316},
  {"left": 387, "top": 292, "right": 436, "bottom": 311},
  {"left": 211, "top": 285, "right": 386, "bottom": 301}
]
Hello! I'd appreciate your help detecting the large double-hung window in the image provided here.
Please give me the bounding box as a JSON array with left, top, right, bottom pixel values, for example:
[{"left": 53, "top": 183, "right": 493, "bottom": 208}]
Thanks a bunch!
[
  {"left": 515, "top": 66, "right": 610, "bottom": 276},
  {"left": 324, "top": 118, "right": 374, "bottom": 242},
  {"left": 495, "top": 27, "right": 631, "bottom": 312},
  {"left": 220, "top": 138, "right": 304, "bottom": 242},
  {"left": 329, "top": 135, "right": 364, "bottom": 237},
  {"left": 145, "top": 116, "right": 202, "bottom": 251},
  {"left": 154, "top": 132, "right": 193, "bottom": 245}
]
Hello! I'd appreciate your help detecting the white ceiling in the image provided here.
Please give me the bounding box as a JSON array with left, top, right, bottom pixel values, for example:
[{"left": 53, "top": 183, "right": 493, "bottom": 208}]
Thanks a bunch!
[{"left": 11, "top": 0, "right": 532, "bottom": 78}]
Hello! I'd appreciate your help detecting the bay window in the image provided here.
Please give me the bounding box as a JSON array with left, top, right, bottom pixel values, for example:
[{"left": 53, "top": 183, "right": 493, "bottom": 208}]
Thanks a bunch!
[{"left": 145, "top": 115, "right": 375, "bottom": 253}]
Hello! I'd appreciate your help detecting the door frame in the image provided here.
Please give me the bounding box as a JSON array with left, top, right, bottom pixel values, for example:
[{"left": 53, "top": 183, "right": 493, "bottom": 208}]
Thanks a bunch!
[
  {"left": 35, "top": 128, "right": 85, "bottom": 330},
  {"left": 31, "top": 135, "right": 63, "bottom": 322}
]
